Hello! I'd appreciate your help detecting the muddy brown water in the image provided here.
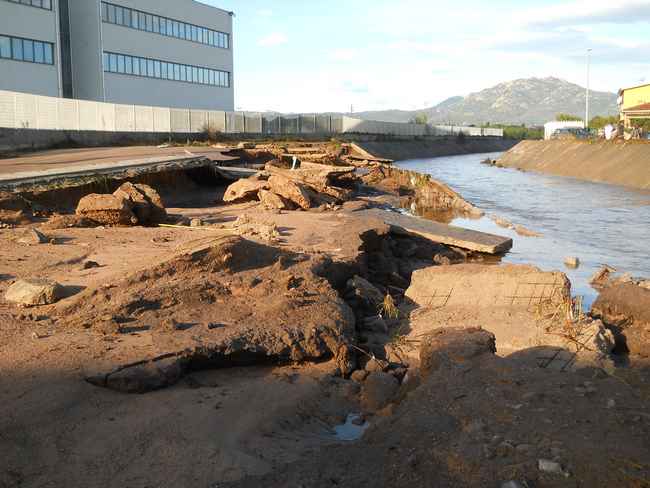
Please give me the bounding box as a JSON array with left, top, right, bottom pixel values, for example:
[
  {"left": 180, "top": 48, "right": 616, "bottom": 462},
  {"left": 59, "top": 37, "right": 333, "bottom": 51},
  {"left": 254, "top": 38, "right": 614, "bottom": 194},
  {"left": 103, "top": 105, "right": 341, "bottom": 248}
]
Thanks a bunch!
[{"left": 397, "top": 152, "right": 650, "bottom": 308}]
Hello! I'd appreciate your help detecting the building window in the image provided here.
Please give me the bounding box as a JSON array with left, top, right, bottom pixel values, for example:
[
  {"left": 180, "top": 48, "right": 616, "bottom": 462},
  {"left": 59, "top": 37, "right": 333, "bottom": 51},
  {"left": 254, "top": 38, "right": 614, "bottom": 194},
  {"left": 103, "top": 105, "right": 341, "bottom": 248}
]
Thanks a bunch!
[
  {"left": 103, "top": 51, "right": 231, "bottom": 88},
  {"left": 0, "top": 34, "right": 54, "bottom": 65},
  {"left": 100, "top": 2, "right": 230, "bottom": 50},
  {"left": 4, "top": 0, "right": 52, "bottom": 10}
]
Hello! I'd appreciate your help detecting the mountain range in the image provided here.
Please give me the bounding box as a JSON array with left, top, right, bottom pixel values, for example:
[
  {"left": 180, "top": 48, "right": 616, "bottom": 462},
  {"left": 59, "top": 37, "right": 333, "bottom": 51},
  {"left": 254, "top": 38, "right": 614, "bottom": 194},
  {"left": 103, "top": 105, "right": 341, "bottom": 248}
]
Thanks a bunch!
[{"left": 351, "top": 77, "right": 619, "bottom": 126}]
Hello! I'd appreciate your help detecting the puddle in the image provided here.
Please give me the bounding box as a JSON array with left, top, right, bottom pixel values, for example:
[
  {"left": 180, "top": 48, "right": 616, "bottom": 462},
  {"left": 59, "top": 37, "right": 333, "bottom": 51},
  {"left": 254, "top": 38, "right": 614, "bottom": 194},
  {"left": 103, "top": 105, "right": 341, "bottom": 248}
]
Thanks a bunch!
[
  {"left": 333, "top": 413, "right": 370, "bottom": 442},
  {"left": 397, "top": 152, "right": 650, "bottom": 309}
]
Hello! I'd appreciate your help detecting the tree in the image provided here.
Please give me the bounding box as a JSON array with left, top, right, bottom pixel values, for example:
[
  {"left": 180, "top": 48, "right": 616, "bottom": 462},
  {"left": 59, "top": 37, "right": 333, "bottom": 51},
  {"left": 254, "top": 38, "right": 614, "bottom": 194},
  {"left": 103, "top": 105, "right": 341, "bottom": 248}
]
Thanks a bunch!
[
  {"left": 589, "top": 115, "right": 619, "bottom": 130},
  {"left": 556, "top": 113, "right": 583, "bottom": 122},
  {"left": 409, "top": 113, "right": 429, "bottom": 125}
]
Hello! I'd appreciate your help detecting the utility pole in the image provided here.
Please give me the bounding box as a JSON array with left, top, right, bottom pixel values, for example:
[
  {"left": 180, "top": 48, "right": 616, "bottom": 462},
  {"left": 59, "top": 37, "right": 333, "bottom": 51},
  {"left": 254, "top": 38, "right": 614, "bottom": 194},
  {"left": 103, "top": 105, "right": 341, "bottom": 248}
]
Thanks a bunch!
[{"left": 585, "top": 48, "right": 592, "bottom": 129}]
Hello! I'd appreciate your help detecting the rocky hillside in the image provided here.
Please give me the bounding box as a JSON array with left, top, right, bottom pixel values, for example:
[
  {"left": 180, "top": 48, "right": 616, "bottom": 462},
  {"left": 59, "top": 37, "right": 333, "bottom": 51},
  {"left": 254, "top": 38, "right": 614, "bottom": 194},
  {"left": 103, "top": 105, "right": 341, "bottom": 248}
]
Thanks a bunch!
[{"left": 355, "top": 77, "right": 618, "bottom": 126}]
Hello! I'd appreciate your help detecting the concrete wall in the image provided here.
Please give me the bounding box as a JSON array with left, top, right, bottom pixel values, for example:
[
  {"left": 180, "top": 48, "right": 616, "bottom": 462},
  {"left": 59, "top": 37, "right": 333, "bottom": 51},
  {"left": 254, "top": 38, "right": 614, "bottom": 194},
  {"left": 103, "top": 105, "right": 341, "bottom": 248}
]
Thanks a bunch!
[
  {"left": 0, "top": 90, "right": 505, "bottom": 140},
  {"left": 68, "top": 0, "right": 104, "bottom": 101},
  {"left": 98, "top": 0, "right": 234, "bottom": 111},
  {"left": 0, "top": 0, "right": 61, "bottom": 97}
]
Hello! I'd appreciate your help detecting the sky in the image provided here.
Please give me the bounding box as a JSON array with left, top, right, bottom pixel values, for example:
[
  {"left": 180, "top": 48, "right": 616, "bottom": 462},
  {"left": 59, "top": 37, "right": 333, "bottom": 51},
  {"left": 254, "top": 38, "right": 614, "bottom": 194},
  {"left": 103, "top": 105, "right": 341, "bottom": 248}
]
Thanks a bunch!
[{"left": 202, "top": 0, "right": 650, "bottom": 113}]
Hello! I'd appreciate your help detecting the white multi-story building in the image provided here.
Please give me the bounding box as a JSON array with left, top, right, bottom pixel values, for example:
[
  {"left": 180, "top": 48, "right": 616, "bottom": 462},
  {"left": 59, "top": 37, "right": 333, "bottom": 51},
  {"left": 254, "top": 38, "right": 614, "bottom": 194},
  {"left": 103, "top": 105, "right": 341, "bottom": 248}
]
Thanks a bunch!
[
  {"left": 0, "top": 0, "right": 61, "bottom": 97},
  {"left": 0, "top": 0, "right": 234, "bottom": 111}
]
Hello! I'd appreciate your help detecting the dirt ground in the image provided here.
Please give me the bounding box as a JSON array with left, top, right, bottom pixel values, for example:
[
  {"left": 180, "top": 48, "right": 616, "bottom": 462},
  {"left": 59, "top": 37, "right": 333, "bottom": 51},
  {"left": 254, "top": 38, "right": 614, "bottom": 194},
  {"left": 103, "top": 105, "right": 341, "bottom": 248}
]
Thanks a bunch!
[{"left": 1, "top": 142, "right": 650, "bottom": 488}]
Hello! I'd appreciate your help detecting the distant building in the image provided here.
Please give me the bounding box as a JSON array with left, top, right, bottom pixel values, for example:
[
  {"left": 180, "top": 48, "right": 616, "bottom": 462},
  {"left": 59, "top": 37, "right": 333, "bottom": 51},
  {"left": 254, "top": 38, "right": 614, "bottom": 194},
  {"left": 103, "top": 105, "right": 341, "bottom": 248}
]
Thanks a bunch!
[
  {"left": 0, "top": 0, "right": 235, "bottom": 111},
  {"left": 618, "top": 83, "right": 650, "bottom": 128},
  {"left": 543, "top": 120, "right": 584, "bottom": 140}
]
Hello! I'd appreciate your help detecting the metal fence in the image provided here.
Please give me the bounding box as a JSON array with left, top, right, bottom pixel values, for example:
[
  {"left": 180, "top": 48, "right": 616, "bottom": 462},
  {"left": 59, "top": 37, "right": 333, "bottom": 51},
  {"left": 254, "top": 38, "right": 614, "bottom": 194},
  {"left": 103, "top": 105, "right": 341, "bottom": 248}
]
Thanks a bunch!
[{"left": 0, "top": 90, "right": 503, "bottom": 137}]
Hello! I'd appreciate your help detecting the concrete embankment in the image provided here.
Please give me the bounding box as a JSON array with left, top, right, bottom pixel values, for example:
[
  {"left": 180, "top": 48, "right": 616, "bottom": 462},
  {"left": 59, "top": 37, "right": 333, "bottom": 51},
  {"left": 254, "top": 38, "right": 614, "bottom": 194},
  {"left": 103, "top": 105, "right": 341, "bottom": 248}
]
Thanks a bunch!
[
  {"left": 498, "top": 140, "right": 650, "bottom": 190},
  {"left": 355, "top": 137, "right": 517, "bottom": 161}
]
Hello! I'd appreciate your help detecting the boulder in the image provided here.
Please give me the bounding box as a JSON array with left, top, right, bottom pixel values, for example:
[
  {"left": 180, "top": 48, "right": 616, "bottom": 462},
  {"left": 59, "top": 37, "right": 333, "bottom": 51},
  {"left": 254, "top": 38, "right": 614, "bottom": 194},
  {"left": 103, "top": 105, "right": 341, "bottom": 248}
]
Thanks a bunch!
[
  {"left": 76, "top": 194, "right": 137, "bottom": 226},
  {"left": 223, "top": 177, "right": 269, "bottom": 203},
  {"left": 360, "top": 372, "right": 399, "bottom": 412},
  {"left": 268, "top": 175, "right": 311, "bottom": 210},
  {"left": 346, "top": 276, "right": 385, "bottom": 315},
  {"left": 5, "top": 279, "right": 65, "bottom": 307},
  {"left": 258, "top": 189, "right": 293, "bottom": 210},
  {"left": 18, "top": 228, "right": 48, "bottom": 245},
  {"left": 113, "top": 183, "right": 167, "bottom": 225},
  {"left": 420, "top": 328, "right": 496, "bottom": 378}
]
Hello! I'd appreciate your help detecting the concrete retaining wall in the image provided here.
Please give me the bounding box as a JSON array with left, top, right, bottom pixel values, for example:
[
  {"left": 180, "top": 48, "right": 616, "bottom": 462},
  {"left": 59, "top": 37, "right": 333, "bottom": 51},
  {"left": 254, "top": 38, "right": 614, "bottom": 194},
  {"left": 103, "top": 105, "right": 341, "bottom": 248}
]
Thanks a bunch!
[{"left": 0, "top": 89, "right": 504, "bottom": 139}]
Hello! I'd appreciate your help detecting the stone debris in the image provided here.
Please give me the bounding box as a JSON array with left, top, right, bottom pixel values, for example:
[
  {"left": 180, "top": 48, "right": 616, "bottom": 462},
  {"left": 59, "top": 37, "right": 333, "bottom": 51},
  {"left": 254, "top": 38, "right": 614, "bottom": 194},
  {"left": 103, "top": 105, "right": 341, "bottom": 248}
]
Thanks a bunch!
[
  {"left": 17, "top": 228, "right": 48, "bottom": 245},
  {"left": 76, "top": 194, "right": 138, "bottom": 226},
  {"left": 564, "top": 256, "right": 580, "bottom": 268},
  {"left": 268, "top": 175, "right": 312, "bottom": 210},
  {"left": 113, "top": 182, "right": 167, "bottom": 225},
  {"left": 222, "top": 176, "right": 270, "bottom": 203},
  {"left": 538, "top": 459, "right": 569, "bottom": 477},
  {"left": 345, "top": 276, "right": 385, "bottom": 316},
  {"left": 258, "top": 188, "right": 293, "bottom": 210},
  {"left": 5, "top": 279, "right": 65, "bottom": 307}
]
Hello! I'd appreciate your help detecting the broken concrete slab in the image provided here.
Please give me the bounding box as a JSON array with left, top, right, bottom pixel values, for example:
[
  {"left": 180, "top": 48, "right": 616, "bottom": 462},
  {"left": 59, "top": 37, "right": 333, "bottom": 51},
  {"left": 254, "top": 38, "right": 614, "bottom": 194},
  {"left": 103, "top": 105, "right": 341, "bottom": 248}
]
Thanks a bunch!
[
  {"left": 361, "top": 209, "right": 512, "bottom": 255},
  {"left": 5, "top": 278, "right": 65, "bottom": 307},
  {"left": 223, "top": 176, "right": 270, "bottom": 203},
  {"left": 258, "top": 189, "right": 293, "bottom": 210},
  {"left": 76, "top": 194, "right": 137, "bottom": 226},
  {"left": 268, "top": 175, "right": 311, "bottom": 210},
  {"left": 406, "top": 264, "right": 570, "bottom": 310}
]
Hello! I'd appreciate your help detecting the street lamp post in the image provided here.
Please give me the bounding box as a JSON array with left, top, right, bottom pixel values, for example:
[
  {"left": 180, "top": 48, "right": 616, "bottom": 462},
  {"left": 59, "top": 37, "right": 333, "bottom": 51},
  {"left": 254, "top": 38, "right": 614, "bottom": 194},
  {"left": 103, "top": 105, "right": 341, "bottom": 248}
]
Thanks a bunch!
[{"left": 586, "top": 48, "right": 592, "bottom": 129}]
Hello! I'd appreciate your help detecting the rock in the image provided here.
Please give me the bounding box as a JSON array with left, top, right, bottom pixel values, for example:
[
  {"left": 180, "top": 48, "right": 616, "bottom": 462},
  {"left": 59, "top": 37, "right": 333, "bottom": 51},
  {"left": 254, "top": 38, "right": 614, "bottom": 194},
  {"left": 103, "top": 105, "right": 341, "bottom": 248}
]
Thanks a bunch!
[
  {"left": 514, "top": 225, "right": 543, "bottom": 237},
  {"left": 190, "top": 218, "right": 204, "bottom": 227},
  {"left": 351, "top": 370, "right": 369, "bottom": 382},
  {"left": 113, "top": 182, "right": 167, "bottom": 225},
  {"left": 76, "top": 194, "right": 137, "bottom": 226},
  {"left": 564, "top": 256, "right": 580, "bottom": 268},
  {"left": 40, "top": 214, "right": 94, "bottom": 230},
  {"left": 364, "top": 358, "right": 388, "bottom": 373},
  {"left": 5, "top": 279, "right": 65, "bottom": 307},
  {"left": 346, "top": 276, "right": 384, "bottom": 315},
  {"left": 258, "top": 189, "right": 293, "bottom": 210},
  {"left": 360, "top": 316, "right": 388, "bottom": 334},
  {"left": 361, "top": 372, "right": 399, "bottom": 412},
  {"left": 538, "top": 459, "right": 568, "bottom": 477},
  {"left": 17, "top": 228, "right": 48, "bottom": 245},
  {"left": 88, "top": 356, "right": 184, "bottom": 394},
  {"left": 590, "top": 265, "right": 616, "bottom": 288},
  {"left": 83, "top": 261, "right": 100, "bottom": 270},
  {"left": 420, "top": 328, "right": 496, "bottom": 378},
  {"left": 501, "top": 481, "right": 525, "bottom": 488},
  {"left": 268, "top": 175, "right": 311, "bottom": 210},
  {"left": 222, "top": 177, "right": 269, "bottom": 203}
]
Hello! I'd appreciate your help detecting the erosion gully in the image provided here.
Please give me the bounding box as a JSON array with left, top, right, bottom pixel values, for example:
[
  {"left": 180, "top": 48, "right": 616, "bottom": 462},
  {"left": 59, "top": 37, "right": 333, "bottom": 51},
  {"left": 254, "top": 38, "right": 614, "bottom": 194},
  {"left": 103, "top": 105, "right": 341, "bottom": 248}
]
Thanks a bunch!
[{"left": 397, "top": 151, "right": 650, "bottom": 308}]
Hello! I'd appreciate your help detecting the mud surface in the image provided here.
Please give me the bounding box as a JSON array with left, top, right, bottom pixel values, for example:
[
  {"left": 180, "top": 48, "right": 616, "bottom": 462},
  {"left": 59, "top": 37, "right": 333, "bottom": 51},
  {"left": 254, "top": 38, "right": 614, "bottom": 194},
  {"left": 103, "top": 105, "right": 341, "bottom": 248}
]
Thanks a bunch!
[{"left": 1, "top": 141, "right": 649, "bottom": 488}]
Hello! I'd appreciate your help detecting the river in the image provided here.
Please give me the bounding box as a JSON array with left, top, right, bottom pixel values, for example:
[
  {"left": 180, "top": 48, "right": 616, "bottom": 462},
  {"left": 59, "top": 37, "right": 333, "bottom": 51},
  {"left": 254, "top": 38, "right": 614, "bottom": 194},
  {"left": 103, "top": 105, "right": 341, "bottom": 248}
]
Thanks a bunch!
[{"left": 397, "top": 152, "right": 650, "bottom": 308}]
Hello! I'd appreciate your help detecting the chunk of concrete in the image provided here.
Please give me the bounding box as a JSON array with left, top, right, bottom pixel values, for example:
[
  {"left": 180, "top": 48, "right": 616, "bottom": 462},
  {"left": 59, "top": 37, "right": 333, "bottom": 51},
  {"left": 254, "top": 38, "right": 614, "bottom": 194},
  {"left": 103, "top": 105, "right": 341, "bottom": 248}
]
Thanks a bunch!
[
  {"left": 5, "top": 279, "right": 65, "bottom": 307},
  {"left": 223, "top": 177, "right": 269, "bottom": 203},
  {"left": 18, "top": 228, "right": 48, "bottom": 245},
  {"left": 361, "top": 372, "right": 399, "bottom": 412},
  {"left": 258, "top": 189, "right": 293, "bottom": 210},
  {"left": 268, "top": 175, "right": 311, "bottom": 210},
  {"left": 113, "top": 182, "right": 167, "bottom": 225},
  {"left": 76, "top": 194, "right": 137, "bottom": 226}
]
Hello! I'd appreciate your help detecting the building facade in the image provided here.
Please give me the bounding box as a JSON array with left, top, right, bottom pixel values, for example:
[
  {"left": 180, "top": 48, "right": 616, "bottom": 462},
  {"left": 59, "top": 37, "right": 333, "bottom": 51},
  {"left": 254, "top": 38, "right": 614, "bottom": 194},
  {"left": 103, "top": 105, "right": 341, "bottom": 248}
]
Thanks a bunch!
[
  {"left": 0, "top": 0, "right": 234, "bottom": 111},
  {"left": 0, "top": 0, "right": 61, "bottom": 97},
  {"left": 618, "top": 83, "right": 650, "bottom": 128}
]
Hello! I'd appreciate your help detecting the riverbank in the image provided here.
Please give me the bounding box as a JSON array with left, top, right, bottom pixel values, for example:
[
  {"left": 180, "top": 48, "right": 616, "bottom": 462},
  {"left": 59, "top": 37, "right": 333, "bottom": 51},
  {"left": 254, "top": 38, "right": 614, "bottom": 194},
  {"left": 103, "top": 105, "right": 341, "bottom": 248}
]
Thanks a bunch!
[
  {"left": 1, "top": 141, "right": 649, "bottom": 487},
  {"left": 355, "top": 137, "right": 517, "bottom": 161},
  {"left": 498, "top": 139, "right": 650, "bottom": 190}
]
